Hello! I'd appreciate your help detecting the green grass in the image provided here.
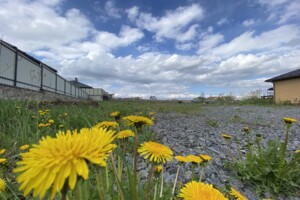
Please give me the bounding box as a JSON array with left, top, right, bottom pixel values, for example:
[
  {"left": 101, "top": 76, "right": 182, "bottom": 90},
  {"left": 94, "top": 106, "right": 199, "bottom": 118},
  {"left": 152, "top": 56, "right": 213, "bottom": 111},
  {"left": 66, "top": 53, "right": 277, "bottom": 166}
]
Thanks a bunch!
[
  {"left": 0, "top": 99, "right": 299, "bottom": 200},
  {"left": 0, "top": 99, "right": 205, "bottom": 200}
]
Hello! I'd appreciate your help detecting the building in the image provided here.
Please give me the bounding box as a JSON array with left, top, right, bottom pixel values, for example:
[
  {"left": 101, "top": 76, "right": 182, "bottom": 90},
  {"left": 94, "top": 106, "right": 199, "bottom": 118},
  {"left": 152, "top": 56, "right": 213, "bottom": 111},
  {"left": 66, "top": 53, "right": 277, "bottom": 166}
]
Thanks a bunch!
[
  {"left": 265, "top": 69, "right": 300, "bottom": 104},
  {"left": 69, "top": 78, "right": 112, "bottom": 100}
]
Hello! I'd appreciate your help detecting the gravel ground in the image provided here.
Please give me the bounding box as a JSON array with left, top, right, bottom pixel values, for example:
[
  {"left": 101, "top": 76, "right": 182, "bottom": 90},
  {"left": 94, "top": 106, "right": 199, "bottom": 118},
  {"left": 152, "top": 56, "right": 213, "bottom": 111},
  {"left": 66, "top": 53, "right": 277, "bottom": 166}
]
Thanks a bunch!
[{"left": 150, "top": 105, "right": 300, "bottom": 200}]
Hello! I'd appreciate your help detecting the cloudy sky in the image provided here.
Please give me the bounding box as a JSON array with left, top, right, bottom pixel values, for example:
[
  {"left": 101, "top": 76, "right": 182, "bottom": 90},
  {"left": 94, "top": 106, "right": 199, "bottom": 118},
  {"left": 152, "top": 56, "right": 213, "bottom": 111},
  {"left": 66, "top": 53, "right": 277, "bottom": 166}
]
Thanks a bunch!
[{"left": 1, "top": 0, "right": 300, "bottom": 99}]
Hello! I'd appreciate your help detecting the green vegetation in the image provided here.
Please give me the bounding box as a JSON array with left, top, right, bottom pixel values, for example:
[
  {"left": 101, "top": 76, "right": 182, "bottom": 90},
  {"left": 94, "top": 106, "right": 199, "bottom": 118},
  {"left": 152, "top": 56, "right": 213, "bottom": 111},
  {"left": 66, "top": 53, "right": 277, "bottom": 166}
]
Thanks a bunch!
[
  {"left": 0, "top": 99, "right": 299, "bottom": 200},
  {"left": 229, "top": 120, "right": 300, "bottom": 198}
]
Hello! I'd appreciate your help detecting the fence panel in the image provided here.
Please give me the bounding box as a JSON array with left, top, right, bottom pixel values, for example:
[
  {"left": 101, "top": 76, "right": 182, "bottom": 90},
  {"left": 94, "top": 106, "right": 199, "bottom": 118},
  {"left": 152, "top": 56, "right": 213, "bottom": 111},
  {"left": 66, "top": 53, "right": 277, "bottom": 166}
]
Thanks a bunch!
[
  {"left": 16, "top": 55, "right": 41, "bottom": 91},
  {"left": 56, "top": 76, "right": 65, "bottom": 94},
  {"left": 1, "top": 40, "right": 89, "bottom": 99},
  {"left": 42, "top": 67, "right": 56, "bottom": 92},
  {"left": 0, "top": 44, "right": 16, "bottom": 86},
  {"left": 71, "top": 85, "right": 76, "bottom": 97},
  {"left": 65, "top": 81, "right": 71, "bottom": 96}
]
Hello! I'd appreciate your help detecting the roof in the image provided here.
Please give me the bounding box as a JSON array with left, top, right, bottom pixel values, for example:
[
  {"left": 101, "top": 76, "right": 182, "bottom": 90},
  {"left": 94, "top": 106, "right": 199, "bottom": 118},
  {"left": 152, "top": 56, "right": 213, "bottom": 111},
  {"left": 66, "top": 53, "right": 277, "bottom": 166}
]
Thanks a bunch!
[
  {"left": 0, "top": 40, "right": 57, "bottom": 73},
  {"left": 265, "top": 68, "right": 300, "bottom": 82},
  {"left": 69, "top": 78, "right": 93, "bottom": 88}
]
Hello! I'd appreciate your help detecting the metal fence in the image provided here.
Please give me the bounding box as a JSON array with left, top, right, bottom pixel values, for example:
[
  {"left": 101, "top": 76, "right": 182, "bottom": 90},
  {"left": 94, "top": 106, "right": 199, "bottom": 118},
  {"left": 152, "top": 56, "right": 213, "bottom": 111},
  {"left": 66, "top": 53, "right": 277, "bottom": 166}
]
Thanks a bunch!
[{"left": 0, "top": 40, "right": 88, "bottom": 99}]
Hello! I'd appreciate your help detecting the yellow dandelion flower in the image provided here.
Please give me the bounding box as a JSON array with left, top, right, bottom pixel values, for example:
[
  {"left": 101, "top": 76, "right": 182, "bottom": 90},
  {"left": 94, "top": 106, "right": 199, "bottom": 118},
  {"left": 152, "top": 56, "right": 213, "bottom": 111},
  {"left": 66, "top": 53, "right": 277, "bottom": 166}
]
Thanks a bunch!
[
  {"left": 38, "top": 123, "right": 45, "bottom": 128},
  {"left": 178, "top": 181, "right": 227, "bottom": 200},
  {"left": 94, "top": 121, "right": 119, "bottom": 129},
  {"left": 39, "top": 111, "right": 46, "bottom": 116},
  {"left": 20, "top": 145, "right": 30, "bottom": 150},
  {"left": 221, "top": 133, "right": 232, "bottom": 140},
  {"left": 116, "top": 130, "right": 135, "bottom": 139},
  {"left": 199, "top": 154, "right": 212, "bottom": 162},
  {"left": 14, "top": 127, "right": 117, "bottom": 199},
  {"left": 186, "top": 155, "right": 203, "bottom": 164},
  {"left": 149, "top": 112, "right": 156, "bottom": 116},
  {"left": 283, "top": 117, "right": 297, "bottom": 124},
  {"left": 0, "top": 149, "right": 6, "bottom": 155},
  {"left": 123, "top": 115, "right": 153, "bottom": 128},
  {"left": 45, "top": 123, "right": 51, "bottom": 127},
  {"left": 175, "top": 155, "right": 188, "bottom": 163},
  {"left": 45, "top": 109, "right": 50, "bottom": 113},
  {"left": 0, "top": 178, "right": 6, "bottom": 193},
  {"left": 243, "top": 126, "right": 250, "bottom": 133},
  {"left": 230, "top": 187, "right": 247, "bottom": 200},
  {"left": 138, "top": 141, "right": 173, "bottom": 164},
  {"left": 0, "top": 158, "right": 7, "bottom": 164},
  {"left": 295, "top": 149, "right": 300, "bottom": 153},
  {"left": 154, "top": 165, "right": 163, "bottom": 174},
  {"left": 48, "top": 119, "right": 55, "bottom": 124},
  {"left": 109, "top": 111, "right": 121, "bottom": 119},
  {"left": 59, "top": 124, "right": 64, "bottom": 128}
]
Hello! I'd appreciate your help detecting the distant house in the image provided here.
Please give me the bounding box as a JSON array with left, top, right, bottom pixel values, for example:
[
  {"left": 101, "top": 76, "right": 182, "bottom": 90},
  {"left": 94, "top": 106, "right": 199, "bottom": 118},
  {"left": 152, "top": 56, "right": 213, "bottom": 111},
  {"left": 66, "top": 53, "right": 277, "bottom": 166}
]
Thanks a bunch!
[
  {"left": 265, "top": 69, "right": 300, "bottom": 104},
  {"left": 69, "top": 78, "right": 112, "bottom": 100}
]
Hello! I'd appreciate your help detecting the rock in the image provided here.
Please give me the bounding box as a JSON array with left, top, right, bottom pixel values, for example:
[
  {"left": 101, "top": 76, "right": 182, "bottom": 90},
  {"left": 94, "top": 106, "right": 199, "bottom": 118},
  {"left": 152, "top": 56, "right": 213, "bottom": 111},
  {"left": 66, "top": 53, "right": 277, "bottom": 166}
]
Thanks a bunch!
[{"left": 150, "top": 106, "right": 300, "bottom": 200}]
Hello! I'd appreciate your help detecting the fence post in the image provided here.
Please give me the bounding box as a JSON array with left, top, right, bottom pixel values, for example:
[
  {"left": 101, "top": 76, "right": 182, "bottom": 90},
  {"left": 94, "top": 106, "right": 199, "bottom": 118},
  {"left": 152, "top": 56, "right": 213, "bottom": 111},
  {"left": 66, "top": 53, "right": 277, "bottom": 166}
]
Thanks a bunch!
[
  {"left": 13, "top": 49, "right": 18, "bottom": 87},
  {"left": 64, "top": 79, "right": 66, "bottom": 95},
  {"left": 55, "top": 74, "right": 57, "bottom": 93},
  {"left": 40, "top": 63, "right": 43, "bottom": 90}
]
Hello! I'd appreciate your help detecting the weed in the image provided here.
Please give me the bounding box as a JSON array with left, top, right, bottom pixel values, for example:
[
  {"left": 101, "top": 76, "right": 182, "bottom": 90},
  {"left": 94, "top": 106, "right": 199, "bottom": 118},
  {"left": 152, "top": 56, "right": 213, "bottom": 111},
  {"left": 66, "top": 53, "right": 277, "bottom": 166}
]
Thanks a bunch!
[{"left": 230, "top": 120, "right": 300, "bottom": 198}]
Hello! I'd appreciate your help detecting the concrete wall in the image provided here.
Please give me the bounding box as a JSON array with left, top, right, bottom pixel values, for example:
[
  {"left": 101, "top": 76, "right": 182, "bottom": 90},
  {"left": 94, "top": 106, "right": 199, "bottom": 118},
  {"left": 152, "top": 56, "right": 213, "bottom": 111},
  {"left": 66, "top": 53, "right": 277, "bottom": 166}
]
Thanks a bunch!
[
  {"left": 0, "top": 84, "right": 79, "bottom": 101},
  {"left": 274, "top": 78, "right": 300, "bottom": 104}
]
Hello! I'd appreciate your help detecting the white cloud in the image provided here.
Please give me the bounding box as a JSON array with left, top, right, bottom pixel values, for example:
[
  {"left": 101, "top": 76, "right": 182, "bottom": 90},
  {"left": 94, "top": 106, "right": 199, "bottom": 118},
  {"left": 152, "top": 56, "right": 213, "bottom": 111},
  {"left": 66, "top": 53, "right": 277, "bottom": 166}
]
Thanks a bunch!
[
  {"left": 175, "top": 43, "right": 195, "bottom": 51},
  {"left": 217, "top": 17, "right": 229, "bottom": 26},
  {"left": 198, "top": 33, "right": 224, "bottom": 54},
  {"left": 279, "top": 1, "right": 300, "bottom": 23},
  {"left": 242, "top": 19, "right": 255, "bottom": 27},
  {"left": 135, "top": 4, "right": 204, "bottom": 42},
  {"left": 126, "top": 6, "right": 139, "bottom": 21},
  {"left": 94, "top": 25, "right": 144, "bottom": 50},
  {"left": 258, "top": 0, "right": 288, "bottom": 7},
  {"left": 105, "top": 0, "right": 122, "bottom": 18},
  {"left": 258, "top": 0, "right": 300, "bottom": 23},
  {"left": 0, "top": 0, "right": 92, "bottom": 51},
  {"left": 210, "top": 25, "right": 300, "bottom": 58}
]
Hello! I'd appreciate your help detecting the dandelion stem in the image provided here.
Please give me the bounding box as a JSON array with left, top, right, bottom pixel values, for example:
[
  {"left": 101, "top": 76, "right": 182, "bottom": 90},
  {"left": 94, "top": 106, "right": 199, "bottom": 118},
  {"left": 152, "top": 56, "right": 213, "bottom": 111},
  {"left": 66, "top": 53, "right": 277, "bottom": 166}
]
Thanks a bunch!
[
  {"left": 282, "top": 124, "right": 291, "bottom": 164},
  {"left": 172, "top": 165, "right": 181, "bottom": 196},
  {"left": 146, "top": 164, "right": 155, "bottom": 200},
  {"left": 110, "top": 153, "right": 125, "bottom": 200},
  {"left": 96, "top": 169, "right": 105, "bottom": 200},
  {"left": 159, "top": 166, "right": 164, "bottom": 198},
  {"left": 118, "top": 155, "right": 123, "bottom": 200},
  {"left": 153, "top": 178, "right": 158, "bottom": 200},
  {"left": 191, "top": 164, "right": 195, "bottom": 180},
  {"left": 133, "top": 127, "right": 140, "bottom": 200},
  {"left": 246, "top": 133, "right": 252, "bottom": 154},
  {"left": 105, "top": 165, "right": 109, "bottom": 191},
  {"left": 199, "top": 166, "right": 205, "bottom": 182}
]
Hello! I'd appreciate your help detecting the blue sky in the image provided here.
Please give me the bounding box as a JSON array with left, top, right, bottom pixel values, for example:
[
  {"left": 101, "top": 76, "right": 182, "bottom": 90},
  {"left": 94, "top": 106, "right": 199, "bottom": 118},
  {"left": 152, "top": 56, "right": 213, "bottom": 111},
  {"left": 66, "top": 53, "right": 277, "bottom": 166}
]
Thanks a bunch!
[{"left": 0, "top": 0, "right": 300, "bottom": 99}]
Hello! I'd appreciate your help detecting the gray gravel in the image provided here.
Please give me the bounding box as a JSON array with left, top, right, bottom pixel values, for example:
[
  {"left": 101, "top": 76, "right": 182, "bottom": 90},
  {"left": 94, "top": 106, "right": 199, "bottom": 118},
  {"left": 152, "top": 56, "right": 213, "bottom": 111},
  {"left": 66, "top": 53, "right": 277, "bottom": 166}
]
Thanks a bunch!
[{"left": 150, "top": 105, "right": 300, "bottom": 200}]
